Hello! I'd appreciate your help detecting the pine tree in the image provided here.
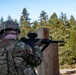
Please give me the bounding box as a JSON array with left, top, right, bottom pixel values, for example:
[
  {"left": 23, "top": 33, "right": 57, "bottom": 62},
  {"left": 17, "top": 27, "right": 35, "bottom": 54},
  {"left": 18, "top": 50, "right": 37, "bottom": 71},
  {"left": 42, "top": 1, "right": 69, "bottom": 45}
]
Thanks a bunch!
[{"left": 19, "top": 8, "right": 32, "bottom": 38}]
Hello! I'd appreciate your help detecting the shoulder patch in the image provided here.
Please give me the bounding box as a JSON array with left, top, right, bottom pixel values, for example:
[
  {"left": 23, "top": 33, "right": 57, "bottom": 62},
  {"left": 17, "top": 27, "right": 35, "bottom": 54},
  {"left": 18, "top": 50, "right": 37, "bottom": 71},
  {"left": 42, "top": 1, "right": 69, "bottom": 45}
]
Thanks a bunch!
[{"left": 0, "top": 39, "right": 12, "bottom": 48}]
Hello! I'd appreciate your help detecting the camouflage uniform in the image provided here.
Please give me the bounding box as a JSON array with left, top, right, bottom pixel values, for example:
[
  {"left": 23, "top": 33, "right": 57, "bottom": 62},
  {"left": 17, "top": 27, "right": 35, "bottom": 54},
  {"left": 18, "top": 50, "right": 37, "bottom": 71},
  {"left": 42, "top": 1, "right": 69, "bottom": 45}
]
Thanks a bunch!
[{"left": 0, "top": 21, "right": 43, "bottom": 75}]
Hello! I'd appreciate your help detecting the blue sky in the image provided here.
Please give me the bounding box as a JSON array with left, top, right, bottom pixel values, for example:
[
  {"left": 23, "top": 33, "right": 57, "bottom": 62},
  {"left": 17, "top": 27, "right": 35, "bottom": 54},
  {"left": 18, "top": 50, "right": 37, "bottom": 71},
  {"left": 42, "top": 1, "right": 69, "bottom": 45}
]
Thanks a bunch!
[{"left": 0, "top": 0, "right": 76, "bottom": 22}]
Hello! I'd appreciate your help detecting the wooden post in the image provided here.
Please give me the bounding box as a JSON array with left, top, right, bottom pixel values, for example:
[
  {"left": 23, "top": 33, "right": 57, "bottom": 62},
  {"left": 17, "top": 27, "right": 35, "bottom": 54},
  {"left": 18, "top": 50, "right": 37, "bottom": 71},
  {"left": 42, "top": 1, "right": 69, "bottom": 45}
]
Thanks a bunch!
[{"left": 35, "top": 28, "right": 60, "bottom": 75}]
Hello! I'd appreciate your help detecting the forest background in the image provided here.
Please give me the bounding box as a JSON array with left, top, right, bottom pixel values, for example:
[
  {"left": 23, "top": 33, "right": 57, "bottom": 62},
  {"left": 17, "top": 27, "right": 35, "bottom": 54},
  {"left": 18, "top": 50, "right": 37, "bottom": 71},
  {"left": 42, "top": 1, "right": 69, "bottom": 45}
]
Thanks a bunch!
[{"left": 0, "top": 8, "right": 76, "bottom": 69}]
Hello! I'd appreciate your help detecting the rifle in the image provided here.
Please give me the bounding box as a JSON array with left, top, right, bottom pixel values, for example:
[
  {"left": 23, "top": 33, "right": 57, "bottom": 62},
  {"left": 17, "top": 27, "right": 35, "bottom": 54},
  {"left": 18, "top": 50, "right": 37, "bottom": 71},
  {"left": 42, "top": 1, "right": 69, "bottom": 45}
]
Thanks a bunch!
[{"left": 20, "top": 33, "right": 64, "bottom": 52}]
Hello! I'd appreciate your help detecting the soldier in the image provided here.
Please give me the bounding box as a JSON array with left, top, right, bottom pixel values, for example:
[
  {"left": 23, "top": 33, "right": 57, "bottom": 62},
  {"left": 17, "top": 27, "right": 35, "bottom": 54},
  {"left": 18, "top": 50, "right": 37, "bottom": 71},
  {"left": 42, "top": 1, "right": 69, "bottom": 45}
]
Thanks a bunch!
[{"left": 0, "top": 20, "right": 43, "bottom": 75}]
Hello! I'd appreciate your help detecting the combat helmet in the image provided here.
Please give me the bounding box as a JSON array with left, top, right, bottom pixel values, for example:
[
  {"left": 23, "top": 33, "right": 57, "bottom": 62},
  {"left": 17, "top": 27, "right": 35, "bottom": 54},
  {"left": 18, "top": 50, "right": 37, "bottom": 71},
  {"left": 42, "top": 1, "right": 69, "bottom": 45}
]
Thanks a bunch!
[{"left": 0, "top": 20, "right": 20, "bottom": 38}]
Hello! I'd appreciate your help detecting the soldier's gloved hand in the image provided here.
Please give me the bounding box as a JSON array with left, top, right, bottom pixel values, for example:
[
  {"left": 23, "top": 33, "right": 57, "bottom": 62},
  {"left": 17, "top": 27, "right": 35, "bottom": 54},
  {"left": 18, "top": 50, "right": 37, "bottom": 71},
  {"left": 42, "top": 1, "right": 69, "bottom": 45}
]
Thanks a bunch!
[
  {"left": 27, "top": 47, "right": 33, "bottom": 54},
  {"left": 34, "top": 39, "right": 43, "bottom": 47}
]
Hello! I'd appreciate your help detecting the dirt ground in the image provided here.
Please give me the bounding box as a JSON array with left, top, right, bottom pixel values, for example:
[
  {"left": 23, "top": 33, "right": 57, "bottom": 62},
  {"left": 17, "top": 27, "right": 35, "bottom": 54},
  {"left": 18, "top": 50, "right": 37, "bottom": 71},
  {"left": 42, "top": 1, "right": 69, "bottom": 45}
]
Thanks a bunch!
[{"left": 60, "top": 68, "right": 76, "bottom": 75}]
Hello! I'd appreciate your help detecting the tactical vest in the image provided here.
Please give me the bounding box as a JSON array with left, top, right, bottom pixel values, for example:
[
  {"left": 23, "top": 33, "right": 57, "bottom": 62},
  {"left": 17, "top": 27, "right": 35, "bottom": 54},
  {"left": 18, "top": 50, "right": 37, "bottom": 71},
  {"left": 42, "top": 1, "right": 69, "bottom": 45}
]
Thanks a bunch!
[
  {"left": 0, "top": 39, "right": 19, "bottom": 75},
  {"left": 0, "top": 39, "right": 36, "bottom": 75}
]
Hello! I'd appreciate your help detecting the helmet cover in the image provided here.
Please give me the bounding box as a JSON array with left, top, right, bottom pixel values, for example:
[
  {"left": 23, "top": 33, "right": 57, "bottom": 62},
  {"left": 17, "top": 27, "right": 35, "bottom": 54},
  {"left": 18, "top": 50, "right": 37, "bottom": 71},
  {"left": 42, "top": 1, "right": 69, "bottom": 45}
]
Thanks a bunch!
[{"left": 0, "top": 20, "right": 20, "bottom": 34}]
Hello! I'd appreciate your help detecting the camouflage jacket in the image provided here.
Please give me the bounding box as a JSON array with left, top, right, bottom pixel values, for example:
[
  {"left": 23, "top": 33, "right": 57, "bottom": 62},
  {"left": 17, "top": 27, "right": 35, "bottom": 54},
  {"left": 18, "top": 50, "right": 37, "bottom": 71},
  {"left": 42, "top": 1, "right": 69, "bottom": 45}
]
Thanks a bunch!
[{"left": 0, "top": 38, "right": 43, "bottom": 75}]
